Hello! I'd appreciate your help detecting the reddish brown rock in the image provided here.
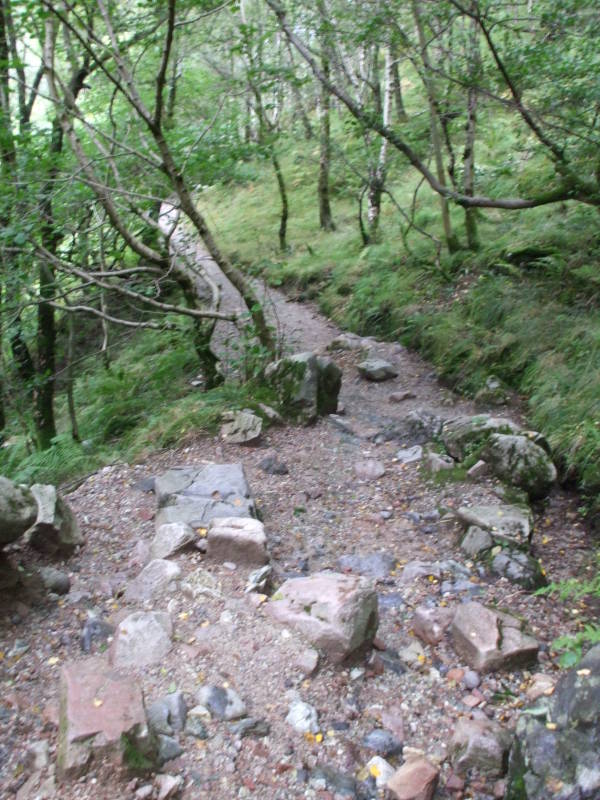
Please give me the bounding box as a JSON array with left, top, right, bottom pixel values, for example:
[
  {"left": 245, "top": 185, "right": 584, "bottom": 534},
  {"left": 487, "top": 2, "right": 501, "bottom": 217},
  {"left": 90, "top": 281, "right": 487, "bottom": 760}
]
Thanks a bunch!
[
  {"left": 207, "top": 517, "right": 268, "bottom": 566},
  {"left": 412, "top": 605, "right": 454, "bottom": 645},
  {"left": 450, "top": 602, "right": 538, "bottom": 672},
  {"left": 57, "top": 657, "right": 153, "bottom": 777},
  {"left": 387, "top": 757, "right": 439, "bottom": 800},
  {"left": 266, "top": 571, "right": 378, "bottom": 663}
]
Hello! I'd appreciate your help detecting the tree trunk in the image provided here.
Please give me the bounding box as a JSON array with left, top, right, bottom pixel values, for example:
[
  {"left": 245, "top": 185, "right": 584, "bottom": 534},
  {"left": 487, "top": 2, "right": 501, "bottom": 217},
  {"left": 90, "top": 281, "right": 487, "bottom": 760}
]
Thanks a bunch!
[
  {"left": 366, "top": 48, "right": 393, "bottom": 242},
  {"left": 272, "top": 150, "right": 288, "bottom": 250},
  {"left": 390, "top": 41, "right": 407, "bottom": 121},
  {"left": 285, "top": 41, "right": 313, "bottom": 139},
  {"left": 66, "top": 309, "right": 79, "bottom": 442},
  {"left": 463, "top": 10, "right": 480, "bottom": 250},
  {"left": 412, "top": 1, "right": 460, "bottom": 253},
  {"left": 318, "top": 57, "right": 335, "bottom": 231},
  {"left": 33, "top": 261, "right": 57, "bottom": 449}
]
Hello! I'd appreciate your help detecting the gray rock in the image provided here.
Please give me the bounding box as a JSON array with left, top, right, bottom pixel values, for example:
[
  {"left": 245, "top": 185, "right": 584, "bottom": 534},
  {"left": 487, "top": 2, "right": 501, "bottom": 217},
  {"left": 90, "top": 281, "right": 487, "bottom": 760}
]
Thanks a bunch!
[
  {"left": 464, "top": 670, "right": 481, "bottom": 690},
  {"left": 154, "top": 774, "right": 184, "bottom": 800},
  {"left": 264, "top": 352, "right": 341, "bottom": 424},
  {"left": 506, "top": 644, "right": 600, "bottom": 800},
  {"left": 147, "top": 692, "right": 187, "bottom": 736},
  {"left": 467, "top": 459, "right": 489, "bottom": 480},
  {"left": 267, "top": 571, "right": 378, "bottom": 663},
  {"left": 309, "top": 766, "right": 361, "bottom": 797},
  {"left": 286, "top": 700, "right": 319, "bottom": 734},
  {"left": 150, "top": 522, "right": 195, "bottom": 560},
  {"left": 442, "top": 414, "right": 521, "bottom": 460},
  {"left": 474, "top": 375, "right": 510, "bottom": 406},
  {"left": 336, "top": 552, "right": 396, "bottom": 579},
  {"left": 491, "top": 549, "right": 547, "bottom": 590},
  {"left": 363, "top": 728, "right": 403, "bottom": 757},
  {"left": 328, "top": 332, "right": 368, "bottom": 351},
  {"left": 404, "top": 409, "right": 445, "bottom": 442},
  {"left": 0, "top": 476, "right": 37, "bottom": 545},
  {"left": 451, "top": 717, "right": 512, "bottom": 777},
  {"left": 455, "top": 504, "right": 533, "bottom": 548},
  {"left": 258, "top": 454, "right": 289, "bottom": 475},
  {"left": 451, "top": 602, "right": 538, "bottom": 672},
  {"left": 482, "top": 433, "right": 557, "bottom": 499},
  {"left": 357, "top": 359, "right": 398, "bottom": 382},
  {"left": 353, "top": 459, "right": 386, "bottom": 481},
  {"left": 396, "top": 445, "right": 423, "bottom": 464},
  {"left": 27, "top": 484, "right": 83, "bottom": 557},
  {"left": 365, "top": 756, "right": 396, "bottom": 788},
  {"left": 197, "top": 685, "right": 246, "bottom": 720},
  {"left": 245, "top": 564, "right": 272, "bottom": 593},
  {"left": 184, "top": 710, "right": 208, "bottom": 740},
  {"left": 461, "top": 526, "right": 493, "bottom": 558},
  {"left": 229, "top": 718, "right": 270, "bottom": 738},
  {"left": 80, "top": 615, "right": 115, "bottom": 653},
  {"left": 110, "top": 611, "right": 173, "bottom": 668},
  {"left": 220, "top": 409, "right": 263, "bottom": 445},
  {"left": 38, "top": 565, "right": 70, "bottom": 595},
  {"left": 156, "top": 734, "right": 183, "bottom": 765},
  {"left": 123, "top": 559, "right": 181, "bottom": 604},
  {"left": 25, "top": 740, "right": 50, "bottom": 771},
  {"left": 425, "top": 450, "right": 455, "bottom": 474}
]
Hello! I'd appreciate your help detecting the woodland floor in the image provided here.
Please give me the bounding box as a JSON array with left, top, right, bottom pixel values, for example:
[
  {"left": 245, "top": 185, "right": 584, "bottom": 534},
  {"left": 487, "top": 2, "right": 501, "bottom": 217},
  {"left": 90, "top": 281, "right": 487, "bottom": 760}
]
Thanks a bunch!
[{"left": 0, "top": 236, "right": 596, "bottom": 800}]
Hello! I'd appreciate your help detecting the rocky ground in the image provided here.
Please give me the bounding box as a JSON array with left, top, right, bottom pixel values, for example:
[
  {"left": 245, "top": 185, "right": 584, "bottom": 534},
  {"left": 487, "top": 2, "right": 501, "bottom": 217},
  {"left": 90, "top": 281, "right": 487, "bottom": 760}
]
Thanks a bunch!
[{"left": 0, "top": 249, "right": 598, "bottom": 800}]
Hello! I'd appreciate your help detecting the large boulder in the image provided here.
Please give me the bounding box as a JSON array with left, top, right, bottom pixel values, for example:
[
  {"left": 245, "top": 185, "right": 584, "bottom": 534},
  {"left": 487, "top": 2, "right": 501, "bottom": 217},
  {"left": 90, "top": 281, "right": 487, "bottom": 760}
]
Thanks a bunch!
[
  {"left": 264, "top": 352, "right": 341, "bottom": 424},
  {"left": 27, "top": 484, "right": 83, "bottom": 556},
  {"left": 266, "top": 571, "right": 378, "bottom": 663},
  {"left": 451, "top": 602, "right": 538, "bottom": 672},
  {"left": 57, "top": 657, "right": 154, "bottom": 777},
  {"left": 505, "top": 644, "right": 600, "bottom": 800},
  {"left": 482, "top": 433, "right": 557, "bottom": 499},
  {"left": 442, "top": 415, "right": 521, "bottom": 460},
  {"left": 0, "top": 476, "right": 37, "bottom": 545}
]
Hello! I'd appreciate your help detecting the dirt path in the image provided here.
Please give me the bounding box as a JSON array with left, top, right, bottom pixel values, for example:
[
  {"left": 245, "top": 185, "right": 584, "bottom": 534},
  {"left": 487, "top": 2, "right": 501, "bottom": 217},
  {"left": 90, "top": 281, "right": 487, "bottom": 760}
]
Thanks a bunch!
[{"left": 0, "top": 233, "right": 594, "bottom": 800}]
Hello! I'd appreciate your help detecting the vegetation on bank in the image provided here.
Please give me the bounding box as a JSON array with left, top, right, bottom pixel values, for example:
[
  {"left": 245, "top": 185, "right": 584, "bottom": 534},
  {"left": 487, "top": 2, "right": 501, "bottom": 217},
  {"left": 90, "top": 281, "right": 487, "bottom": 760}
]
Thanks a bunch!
[{"left": 198, "top": 126, "right": 600, "bottom": 511}]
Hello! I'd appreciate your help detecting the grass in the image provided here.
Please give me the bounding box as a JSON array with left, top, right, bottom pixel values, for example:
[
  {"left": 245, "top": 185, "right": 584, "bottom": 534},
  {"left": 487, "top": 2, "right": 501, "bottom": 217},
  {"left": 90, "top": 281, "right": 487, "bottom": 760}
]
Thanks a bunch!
[
  {"left": 196, "top": 110, "right": 600, "bottom": 511},
  {"left": 0, "top": 323, "right": 277, "bottom": 487}
]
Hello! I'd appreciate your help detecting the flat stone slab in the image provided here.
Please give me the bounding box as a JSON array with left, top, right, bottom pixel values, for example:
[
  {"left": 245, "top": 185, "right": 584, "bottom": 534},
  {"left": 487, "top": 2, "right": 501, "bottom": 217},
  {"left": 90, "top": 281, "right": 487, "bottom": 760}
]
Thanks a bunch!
[
  {"left": 451, "top": 601, "right": 539, "bottom": 672},
  {"left": 207, "top": 517, "right": 268, "bottom": 565},
  {"left": 154, "top": 464, "right": 255, "bottom": 529},
  {"left": 110, "top": 611, "right": 173, "bottom": 668},
  {"left": 57, "top": 657, "right": 151, "bottom": 777},
  {"left": 123, "top": 559, "right": 181, "bottom": 604},
  {"left": 455, "top": 504, "right": 533, "bottom": 548},
  {"left": 266, "top": 571, "right": 378, "bottom": 663},
  {"left": 337, "top": 552, "right": 396, "bottom": 579}
]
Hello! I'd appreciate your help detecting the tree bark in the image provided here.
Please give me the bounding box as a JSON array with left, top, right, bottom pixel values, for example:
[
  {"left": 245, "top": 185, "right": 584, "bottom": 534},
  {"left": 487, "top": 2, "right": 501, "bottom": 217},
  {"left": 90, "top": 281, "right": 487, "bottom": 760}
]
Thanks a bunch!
[
  {"left": 65, "top": 308, "right": 79, "bottom": 441},
  {"left": 366, "top": 48, "right": 393, "bottom": 242},
  {"left": 463, "top": 9, "right": 480, "bottom": 250},
  {"left": 318, "top": 56, "right": 335, "bottom": 231},
  {"left": 412, "top": 0, "right": 460, "bottom": 253},
  {"left": 390, "top": 41, "right": 407, "bottom": 121},
  {"left": 272, "top": 151, "right": 288, "bottom": 250}
]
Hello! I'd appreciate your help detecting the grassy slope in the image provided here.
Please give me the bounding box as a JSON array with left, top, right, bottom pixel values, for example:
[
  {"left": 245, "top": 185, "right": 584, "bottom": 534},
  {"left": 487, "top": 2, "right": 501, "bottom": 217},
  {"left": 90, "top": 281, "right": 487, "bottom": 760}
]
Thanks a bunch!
[{"left": 198, "top": 114, "right": 600, "bottom": 508}]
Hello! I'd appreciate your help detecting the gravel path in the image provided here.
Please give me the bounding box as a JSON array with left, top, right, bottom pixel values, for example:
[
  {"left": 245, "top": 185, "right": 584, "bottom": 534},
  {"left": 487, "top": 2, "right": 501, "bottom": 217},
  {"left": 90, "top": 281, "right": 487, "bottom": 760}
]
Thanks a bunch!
[{"left": 0, "top": 227, "right": 594, "bottom": 800}]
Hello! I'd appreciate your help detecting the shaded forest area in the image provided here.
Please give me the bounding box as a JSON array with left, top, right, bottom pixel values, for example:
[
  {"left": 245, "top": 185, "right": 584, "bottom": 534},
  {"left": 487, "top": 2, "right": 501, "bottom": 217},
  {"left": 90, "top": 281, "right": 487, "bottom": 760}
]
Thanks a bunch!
[{"left": 0, "top": 0, "right": 599, "bottom": 512}]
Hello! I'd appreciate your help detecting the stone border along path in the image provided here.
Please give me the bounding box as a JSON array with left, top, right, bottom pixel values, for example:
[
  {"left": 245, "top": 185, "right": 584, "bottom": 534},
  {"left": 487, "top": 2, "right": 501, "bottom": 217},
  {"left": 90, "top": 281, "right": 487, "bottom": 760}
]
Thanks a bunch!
[{"left": 2, "top": 214, "right": 597, "bottom": 800}]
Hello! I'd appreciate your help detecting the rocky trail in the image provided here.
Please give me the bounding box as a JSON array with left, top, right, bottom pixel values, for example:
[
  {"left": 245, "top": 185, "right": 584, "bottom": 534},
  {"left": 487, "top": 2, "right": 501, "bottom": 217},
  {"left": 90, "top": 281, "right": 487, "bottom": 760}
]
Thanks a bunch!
[{"left": 1, "top": 233, "right": 599, "bottom": 800}]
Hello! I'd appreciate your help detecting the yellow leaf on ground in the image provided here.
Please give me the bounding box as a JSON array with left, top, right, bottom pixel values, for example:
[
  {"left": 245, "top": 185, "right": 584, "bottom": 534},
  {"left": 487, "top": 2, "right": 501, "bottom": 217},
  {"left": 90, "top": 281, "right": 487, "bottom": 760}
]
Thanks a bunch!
[
  {"left": 93, "top": 698, "right": 103, "bottom": 707},
  {"left": 47, "top": 657, "right": 59, "bottom": 666}
]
